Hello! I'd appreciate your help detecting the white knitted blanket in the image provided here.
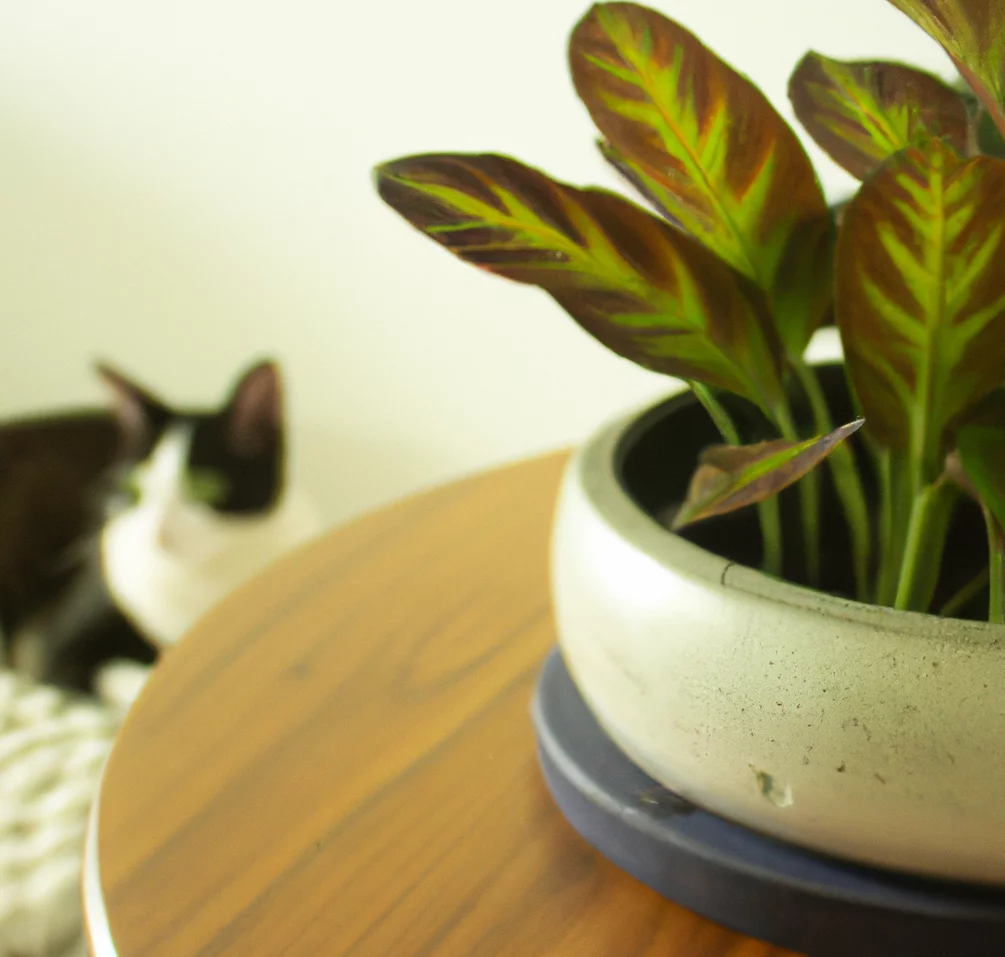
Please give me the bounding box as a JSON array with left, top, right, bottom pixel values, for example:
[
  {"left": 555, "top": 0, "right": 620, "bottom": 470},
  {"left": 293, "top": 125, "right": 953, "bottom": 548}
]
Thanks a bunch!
[{"left": 0, "top": 666, "right": 148, "bottom": 957}]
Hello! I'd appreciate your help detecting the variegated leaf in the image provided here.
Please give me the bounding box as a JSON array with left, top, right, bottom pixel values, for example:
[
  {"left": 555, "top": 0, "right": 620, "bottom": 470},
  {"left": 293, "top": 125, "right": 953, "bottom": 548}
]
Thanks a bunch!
[
  {"left": 672, "top": 418, "right": 864, "bottom": 529},
  {"left": 789, "top": 53, "right": 970, "bottom": 179},
  {"left": 597, "top": 138, "right": 683, "bottom": 227},
  {"left": 973, "top": 102, "right": 1005, "bottom": 156},
  {"left": 886, "top": 0, "right": 1005, "bottom": 138},
  {"left": 957, "top": 425, "right": 1005, "bottom": 524},
  {"left": 570, "top": 2, "right": 832, "bottom": 356},
  {"left": 376, "top": 153, "right": 784, "bottom": 413},
  {"left": 836, "top": 138, "right": 1005, "bottom": 479},
  {"left": 953, "top": 77, "right": 1005, "bottom": 156}
]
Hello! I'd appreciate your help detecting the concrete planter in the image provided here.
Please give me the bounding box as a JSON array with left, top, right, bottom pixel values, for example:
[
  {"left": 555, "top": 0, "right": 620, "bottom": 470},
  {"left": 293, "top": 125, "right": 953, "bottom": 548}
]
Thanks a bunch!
[{"left": 551, "top": 381, "right": 1005, "bottom": 884}]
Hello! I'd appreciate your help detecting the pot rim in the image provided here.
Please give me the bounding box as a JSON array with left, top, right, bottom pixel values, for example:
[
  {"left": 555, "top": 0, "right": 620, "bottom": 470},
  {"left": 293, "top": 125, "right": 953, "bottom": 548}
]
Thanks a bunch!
[{"left": 577, "top": 386, "right": 1005, "bottom": 648}]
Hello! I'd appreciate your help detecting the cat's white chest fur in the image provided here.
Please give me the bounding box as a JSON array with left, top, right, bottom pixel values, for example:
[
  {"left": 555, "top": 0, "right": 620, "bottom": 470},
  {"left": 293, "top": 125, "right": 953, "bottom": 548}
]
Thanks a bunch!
[{"left": 101, "top": 427, "right": 320, "bottom": 647}]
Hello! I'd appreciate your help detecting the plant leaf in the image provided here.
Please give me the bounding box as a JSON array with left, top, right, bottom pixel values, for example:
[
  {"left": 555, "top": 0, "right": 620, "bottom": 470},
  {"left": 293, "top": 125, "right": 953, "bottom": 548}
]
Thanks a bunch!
[
  {"left": 885, "top": 0, "right": 1005, "bottom": 138},
  {"left": 569, "top": 2, "right": 832, "bottom": 357},
  {"left": 952, "top": 77, "right": 1005, "bottom": 157},
  {"left": 973, "top": 103, "right": 1005, "bottom": 156},
  {"left": 957, "top": 424, "right": 1005, "bottom": 525},
  {"left": 376, "top": 152, "right": 784, "bottom": 413},
  {"left": 597, "top": 138, "right": 684, "bottom": 227},
  {"left": 789, "top": 53, "right": 969, "bottom": 180},
  {"left": 672, "top": 418, "right": 864, "bottom": 529},
  {"left": 835, "top": 138, "right": 1005, "bottom": 479}
]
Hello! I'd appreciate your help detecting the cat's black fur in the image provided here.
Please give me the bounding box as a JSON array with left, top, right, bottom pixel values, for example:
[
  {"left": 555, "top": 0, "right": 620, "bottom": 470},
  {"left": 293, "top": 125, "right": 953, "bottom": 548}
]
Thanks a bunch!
[
  {"left": 97, "top": 361, "right": 285, "bottom": 513},
  {"left": 169, "top": 366, "right": 283, "bottom": 514},
  {"left": 0, "top": 360, "right": 285, "bottom": 693},
  {"left": 0, "top": 414, "right": 120, "bottom": 638}
]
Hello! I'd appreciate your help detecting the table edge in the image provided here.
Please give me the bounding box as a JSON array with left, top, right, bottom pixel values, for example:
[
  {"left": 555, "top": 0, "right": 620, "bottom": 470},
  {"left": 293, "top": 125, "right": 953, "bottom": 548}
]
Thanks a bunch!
[{"left": 83, "top": 764, "right": 119, "bottom": 957}]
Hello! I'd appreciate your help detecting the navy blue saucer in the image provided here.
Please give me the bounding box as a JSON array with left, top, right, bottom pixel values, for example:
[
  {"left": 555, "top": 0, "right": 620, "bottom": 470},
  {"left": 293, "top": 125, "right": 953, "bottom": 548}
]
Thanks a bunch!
[{"left": 532, "top": 648, "right": 1005, "bottom": 957}]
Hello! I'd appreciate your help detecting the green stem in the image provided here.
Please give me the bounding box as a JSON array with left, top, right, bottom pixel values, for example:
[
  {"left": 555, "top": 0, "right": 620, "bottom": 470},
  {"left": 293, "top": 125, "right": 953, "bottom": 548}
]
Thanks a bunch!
[
  {"left": 792, "top": 361, "right": 871, "bottom": 601},
  {"left": 689, "top": 381, "right": 782, "bottom": 577},
  {"left": 689, "top": 382, "right": 740, "bottom": 444},
  {"left": 912, "top": 486, "right": 954, "bottom": 612},
  {"left": 894, "top": 483, "right": 954, "bottom": 612},
  {"left": 773, "top": 401, "right": 820, "bottom": 588},
  {"left": 875, "top": 451, "right": 894, "bottom": 605},
  {"left": 758, "top": 493, "right": 783, "bottom": 578},
  {"left": 938, "top": 566, "right": 990, "bottom": 619},
  {"left": 876, "top": 451, "right": 912, "bottom": 606},
  {"left": 985, "top": 512, "right": 1004, "bottom": 625},
  {"left": 893, "top": 489, "right": 932, "bottom": 611}
]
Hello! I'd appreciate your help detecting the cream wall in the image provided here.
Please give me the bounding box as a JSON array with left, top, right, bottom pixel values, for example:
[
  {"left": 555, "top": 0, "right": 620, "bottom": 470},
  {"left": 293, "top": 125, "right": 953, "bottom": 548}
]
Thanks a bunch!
[{"left": 0, "top": 0, "right": 948, "bottom": 526}]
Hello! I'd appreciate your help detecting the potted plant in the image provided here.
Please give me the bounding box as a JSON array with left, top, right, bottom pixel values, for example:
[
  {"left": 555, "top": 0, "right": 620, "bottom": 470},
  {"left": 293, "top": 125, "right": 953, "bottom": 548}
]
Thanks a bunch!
[{"left": 375, "top": 1, "right": 1005, "bottom": 885}]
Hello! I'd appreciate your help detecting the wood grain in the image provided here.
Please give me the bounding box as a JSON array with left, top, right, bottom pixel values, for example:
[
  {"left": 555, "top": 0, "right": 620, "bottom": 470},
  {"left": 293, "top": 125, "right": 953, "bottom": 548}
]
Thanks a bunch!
[{"left": 93, "top": 452, "right": 802, "bottom": 957}]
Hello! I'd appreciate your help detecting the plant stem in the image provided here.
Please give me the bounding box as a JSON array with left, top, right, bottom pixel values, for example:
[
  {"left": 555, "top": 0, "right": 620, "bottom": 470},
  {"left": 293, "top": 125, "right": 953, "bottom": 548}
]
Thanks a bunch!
[
  {"left": 689, "top": 381, "right": 782, "bottom": 577},
  {"left": 792, "top": 360, "right": 871, "bottom": 601},
  {"left": 893, "top": 488, "right": 932, "bottom": 611},
  {"left": 875, "top": 451, "right": 912, "bottom": 606},
  {"left": 773, "top": 401, "right": 820, "bottom": 588},
  {"left": 875, "top": 451, "right": 894, "bottom": 605},
  {"left": 689, "top": 382, "right": 740, "bottom": 444},
  {"left": 991, "top": 553, "right": 1004, "bottom": 625},
  {"left": 894, "top": 483, "right": 954, "bottom": 612},
  {"left": 938, "top": 567, "right": 990, "bottom": 618},
  {"left": 985, "top": 512, "right": 1004, "bottom": 625},
  {"left": 758, "top": 493, "right": 783, "bottom": 578}
]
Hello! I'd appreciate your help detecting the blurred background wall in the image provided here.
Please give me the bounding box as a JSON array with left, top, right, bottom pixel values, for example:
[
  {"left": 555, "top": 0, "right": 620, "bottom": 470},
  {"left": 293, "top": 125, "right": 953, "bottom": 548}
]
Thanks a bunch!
[{"left": 0, "top": 0, "right": 950, "bottom": 527}]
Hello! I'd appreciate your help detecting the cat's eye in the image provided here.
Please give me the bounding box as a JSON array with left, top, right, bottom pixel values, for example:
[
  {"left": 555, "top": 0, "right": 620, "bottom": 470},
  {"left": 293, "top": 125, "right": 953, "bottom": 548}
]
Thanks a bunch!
[
  {"left": 115, "top": 469, "right": 142, "bottom": 506},
  {"left": 185, "top": 469, "right": 230, "bottom": 507}
]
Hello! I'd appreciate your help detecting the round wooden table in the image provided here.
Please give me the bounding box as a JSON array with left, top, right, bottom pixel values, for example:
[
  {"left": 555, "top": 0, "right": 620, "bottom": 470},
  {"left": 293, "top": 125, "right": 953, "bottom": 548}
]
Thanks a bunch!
[{"left": 83, "top": 453, "right": 801, "bottom": 957}]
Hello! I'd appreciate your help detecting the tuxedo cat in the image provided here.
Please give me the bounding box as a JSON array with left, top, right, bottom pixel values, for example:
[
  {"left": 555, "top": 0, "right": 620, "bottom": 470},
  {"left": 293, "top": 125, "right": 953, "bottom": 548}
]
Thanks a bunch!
[{"left": 1, "top": 360, "right": 320, "bottom": 693}]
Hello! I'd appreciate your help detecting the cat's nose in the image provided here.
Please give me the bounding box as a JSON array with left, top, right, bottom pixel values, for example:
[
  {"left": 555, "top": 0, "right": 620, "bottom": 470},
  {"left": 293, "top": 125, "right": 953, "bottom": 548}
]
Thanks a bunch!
[
  {"left": 156, "top": 521, "right": 177, "bottom": 551},
  {"left": 152, "top": 499, "right": 191, "bottom": 553}
]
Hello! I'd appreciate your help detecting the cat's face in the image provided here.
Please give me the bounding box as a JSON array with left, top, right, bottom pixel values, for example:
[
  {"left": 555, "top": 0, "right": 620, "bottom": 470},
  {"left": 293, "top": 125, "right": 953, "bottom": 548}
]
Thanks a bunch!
[{"left": 99, "top": 360, "right": 285, "bottom": 524}]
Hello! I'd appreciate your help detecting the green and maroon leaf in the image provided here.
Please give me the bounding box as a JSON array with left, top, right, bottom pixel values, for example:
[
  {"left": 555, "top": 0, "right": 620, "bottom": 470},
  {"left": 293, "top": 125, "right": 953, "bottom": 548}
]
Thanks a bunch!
[
  {"left": 789, "top": 53, "right": 969, "bottom": 179},
  {"left": 973, "top": 102, "right": 1005, "bottom": 156},
  {"left": 836, "top": 138, "right": 1005, "bottom": 479},
  {"left": 957, "top": 424, "right": 1005, "bottom": 523},
  {"left": 569, "top": 2, "right": 831, "bottom": 356},
  {"left": 597, "top": 138, "right": 683, "bottom": 227},
  {"left": 886, "top": 0, "right": 1005, "bottom": 138},
  {"left": 956, "top": 423, "right": 1005, "bottom": 621},
  {"left": 953, "top": 76, "right": 1005, "bottom": 157},
  {"left": 672, "top": 419, "right": 864, "bottom": 529},
  {"left": 375, "top": 152, "right": 784, "bottom": 413}
]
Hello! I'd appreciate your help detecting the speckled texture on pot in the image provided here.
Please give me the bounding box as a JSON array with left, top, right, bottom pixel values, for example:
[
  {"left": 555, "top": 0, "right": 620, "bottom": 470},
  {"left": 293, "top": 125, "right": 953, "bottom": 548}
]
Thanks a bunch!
[{"left": 551, "top": 396, "right": 1005, "bottom": 884}]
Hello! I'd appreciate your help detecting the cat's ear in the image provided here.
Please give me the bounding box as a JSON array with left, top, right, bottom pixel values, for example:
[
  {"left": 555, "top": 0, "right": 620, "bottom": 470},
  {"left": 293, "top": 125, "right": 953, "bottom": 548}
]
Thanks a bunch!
[
  {"left": 224, "top": 360, "right": 283, "bottom": 456},
  {"left": 95, "top": 362, "right": 168, "bottom": 451}
]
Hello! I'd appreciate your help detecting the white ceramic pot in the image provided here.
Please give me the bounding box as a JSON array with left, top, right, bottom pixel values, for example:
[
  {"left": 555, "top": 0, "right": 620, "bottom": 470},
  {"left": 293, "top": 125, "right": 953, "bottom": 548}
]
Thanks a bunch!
[{"left": 551, "top": 384, "right": 1005, "bottom": 885}]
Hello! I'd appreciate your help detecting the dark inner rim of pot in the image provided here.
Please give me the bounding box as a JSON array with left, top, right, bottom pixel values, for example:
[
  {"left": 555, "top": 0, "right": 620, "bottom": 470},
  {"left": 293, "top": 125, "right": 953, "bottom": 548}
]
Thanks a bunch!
[{"left": 614, "top": 364, "right": 988, "bottom": 621}]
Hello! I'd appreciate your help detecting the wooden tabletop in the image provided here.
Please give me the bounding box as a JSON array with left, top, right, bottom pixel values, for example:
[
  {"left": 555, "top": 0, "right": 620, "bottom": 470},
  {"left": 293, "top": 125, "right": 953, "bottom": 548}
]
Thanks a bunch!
[{"left": 85, "top": 452, "right": 801, "bottom": 957}]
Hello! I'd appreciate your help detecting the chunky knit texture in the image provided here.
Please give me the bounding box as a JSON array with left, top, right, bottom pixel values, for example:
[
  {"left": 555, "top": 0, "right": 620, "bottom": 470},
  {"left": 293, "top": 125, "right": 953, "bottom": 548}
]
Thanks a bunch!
[{"left": 0, "top": 666, "right": 146, "bottom": 957}]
